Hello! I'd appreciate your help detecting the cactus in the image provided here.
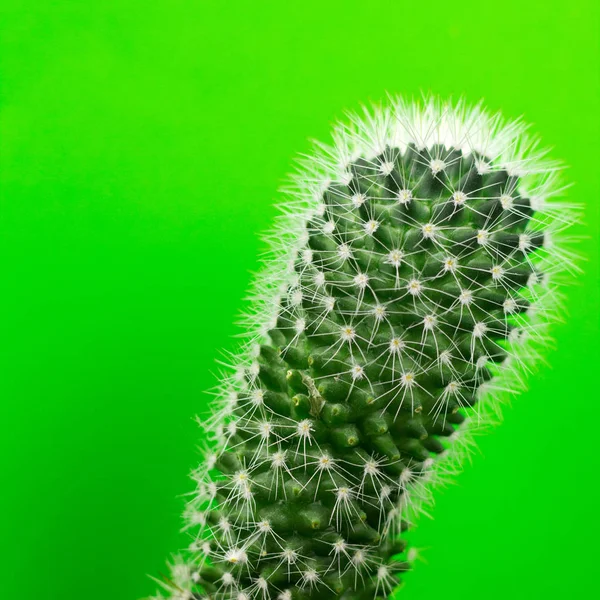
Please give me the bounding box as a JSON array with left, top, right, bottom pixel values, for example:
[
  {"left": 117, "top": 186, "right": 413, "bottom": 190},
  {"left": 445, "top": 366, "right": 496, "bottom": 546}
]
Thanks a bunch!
[{"left": 151, "top": 98, "right": 577, "bottom": 600}]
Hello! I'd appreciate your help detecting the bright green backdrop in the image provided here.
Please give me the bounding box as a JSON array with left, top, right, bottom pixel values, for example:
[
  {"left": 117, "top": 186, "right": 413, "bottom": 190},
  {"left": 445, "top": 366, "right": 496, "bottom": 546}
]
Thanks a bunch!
[{"left": 1, "top": 2, "right": 598, "bottom": 600}]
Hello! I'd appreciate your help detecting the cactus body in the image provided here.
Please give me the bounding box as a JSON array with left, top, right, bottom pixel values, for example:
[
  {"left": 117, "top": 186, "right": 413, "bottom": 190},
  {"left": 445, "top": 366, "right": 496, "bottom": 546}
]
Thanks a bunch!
[{"left": 153, "top": 99, "right": 576, "bottom": 600}]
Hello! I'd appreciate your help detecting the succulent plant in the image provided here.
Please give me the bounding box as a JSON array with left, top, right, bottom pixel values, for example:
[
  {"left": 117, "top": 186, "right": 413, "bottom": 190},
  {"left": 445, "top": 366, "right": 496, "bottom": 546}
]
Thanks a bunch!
[{"left": 151, "top": 98, "right": 577, "bottom": 600}]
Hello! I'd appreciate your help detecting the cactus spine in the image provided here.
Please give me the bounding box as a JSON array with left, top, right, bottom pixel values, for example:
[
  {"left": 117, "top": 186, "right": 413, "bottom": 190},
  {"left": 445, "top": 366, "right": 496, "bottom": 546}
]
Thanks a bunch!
[{"left": 152, "top": 98, "right": 576, "bottom": 600}]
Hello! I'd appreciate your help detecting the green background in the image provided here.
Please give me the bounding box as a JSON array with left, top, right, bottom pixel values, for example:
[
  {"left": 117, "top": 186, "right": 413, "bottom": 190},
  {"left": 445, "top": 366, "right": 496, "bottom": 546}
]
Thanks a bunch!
[{"left": 1, "top": 2, "right": 598, "bottom": 599}]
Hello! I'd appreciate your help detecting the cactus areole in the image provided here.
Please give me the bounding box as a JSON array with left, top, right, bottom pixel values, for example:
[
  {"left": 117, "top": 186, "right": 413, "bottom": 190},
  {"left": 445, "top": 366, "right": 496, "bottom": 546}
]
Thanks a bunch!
[{"left": 153, "top": 98, "right": 575, "bottom": 600}]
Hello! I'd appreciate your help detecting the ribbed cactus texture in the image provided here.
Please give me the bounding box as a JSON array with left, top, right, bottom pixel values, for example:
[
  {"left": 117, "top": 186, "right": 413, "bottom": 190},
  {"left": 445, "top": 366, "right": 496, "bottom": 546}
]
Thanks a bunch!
[{"left": 152, "top": 99, "right": 576, "bottom": 600}]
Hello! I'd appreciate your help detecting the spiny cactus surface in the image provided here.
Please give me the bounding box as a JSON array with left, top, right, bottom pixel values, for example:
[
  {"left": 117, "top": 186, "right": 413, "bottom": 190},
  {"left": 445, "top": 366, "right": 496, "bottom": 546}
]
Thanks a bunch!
[{"left": 152, "top": 98, "right": 576, "bottom": 600}]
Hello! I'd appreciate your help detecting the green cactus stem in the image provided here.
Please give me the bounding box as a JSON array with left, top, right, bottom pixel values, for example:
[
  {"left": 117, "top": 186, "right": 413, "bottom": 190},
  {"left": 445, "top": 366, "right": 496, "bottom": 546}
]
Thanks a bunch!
[{"left": 151, "top": 98, "right": 577, "bottom": 600}]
